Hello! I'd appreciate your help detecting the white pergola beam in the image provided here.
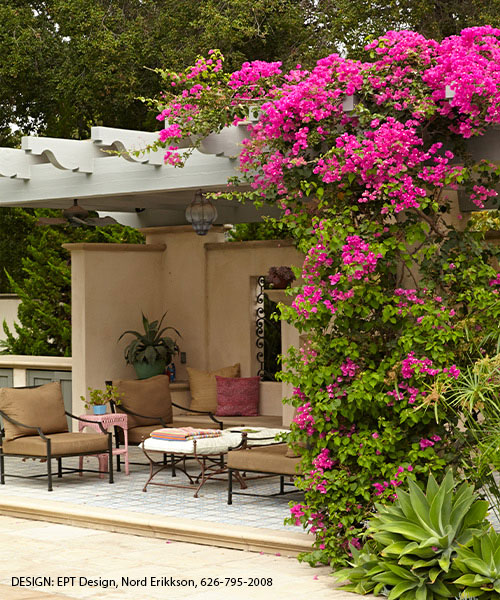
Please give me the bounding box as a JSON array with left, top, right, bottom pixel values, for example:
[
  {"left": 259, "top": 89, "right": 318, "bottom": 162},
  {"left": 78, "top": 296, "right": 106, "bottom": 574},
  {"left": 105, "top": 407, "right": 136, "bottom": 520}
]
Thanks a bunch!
[
  {"left": 21, "top": 136, "right": 96, "bottom": 173},
  {"left": 0, "top": 148, "right": 30, "bottom": 180}
]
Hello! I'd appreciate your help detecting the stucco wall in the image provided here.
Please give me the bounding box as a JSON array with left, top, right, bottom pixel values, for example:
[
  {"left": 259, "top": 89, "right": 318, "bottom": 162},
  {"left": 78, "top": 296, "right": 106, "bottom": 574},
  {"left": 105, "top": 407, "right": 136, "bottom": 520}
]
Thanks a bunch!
[
  {"left": 66, "top": 243, "right": 165, "bottom": 414},
  {"left": 205, "top": 239, "right": 301, "bottom": 377},
  {"left": 142, "top": 226, "right": 226, "bottom": 381},
  {"left": 0, "top": 294, "right": 20, "bottom": 342},
  {"left": 66, "top": 229, "right": 303, "bottom": 422}
]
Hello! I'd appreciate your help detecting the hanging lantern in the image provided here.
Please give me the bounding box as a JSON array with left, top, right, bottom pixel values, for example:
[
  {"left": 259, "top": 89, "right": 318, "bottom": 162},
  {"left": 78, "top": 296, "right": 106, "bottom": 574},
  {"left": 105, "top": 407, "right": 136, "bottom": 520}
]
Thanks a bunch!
[{"left": 185, "top": 189, "right": 218, "bottom": 235}]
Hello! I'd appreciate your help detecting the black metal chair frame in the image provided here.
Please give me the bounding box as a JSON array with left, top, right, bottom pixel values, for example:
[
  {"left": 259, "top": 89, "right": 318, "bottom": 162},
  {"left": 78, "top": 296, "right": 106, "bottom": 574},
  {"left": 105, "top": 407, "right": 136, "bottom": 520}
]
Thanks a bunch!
[
  {"left": 0, "top": 410, "right": 114, "bottom": 492},
  {"left": 226, "top": 434, "right": 301, "bottom": 504},
  {"left": 107, "top": 379, "right": 223, "bottom": 473}
]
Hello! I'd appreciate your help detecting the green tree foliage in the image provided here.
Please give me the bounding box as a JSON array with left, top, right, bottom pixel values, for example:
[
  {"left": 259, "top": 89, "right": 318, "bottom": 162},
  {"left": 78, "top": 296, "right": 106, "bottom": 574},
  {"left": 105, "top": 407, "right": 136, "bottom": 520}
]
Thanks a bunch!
[
  {"left": 1, "top": 217, "right": 144, "bottom": 356},
  {"left": 4, "top": 1, "right": 500, "bottom": 146},
  {"left": 0, "top": 208, "right": 35, "bottom": 292},
  {"left": 227, "top": 218, "right": 291, "bottom": 242}
]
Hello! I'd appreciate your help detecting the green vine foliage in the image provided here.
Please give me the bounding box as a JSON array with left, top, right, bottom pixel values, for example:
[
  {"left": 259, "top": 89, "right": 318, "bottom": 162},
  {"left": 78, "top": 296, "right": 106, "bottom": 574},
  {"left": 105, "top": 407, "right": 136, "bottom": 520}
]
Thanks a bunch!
[
  {"left": 148, "top": 30, "right": 500, "bottom": 568},
  {"left": 1, "top": 214, "right": 144, "bottom": 356}
]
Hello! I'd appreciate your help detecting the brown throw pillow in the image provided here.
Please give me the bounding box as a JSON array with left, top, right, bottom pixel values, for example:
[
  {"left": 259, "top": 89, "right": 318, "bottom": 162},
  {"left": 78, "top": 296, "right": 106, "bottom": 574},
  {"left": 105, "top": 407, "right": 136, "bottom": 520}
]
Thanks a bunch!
[
  {"left": 114, "top": 375, "right": 172, "bottom": 428},
  {"left": 0, "top": 382, "right": 68, "bottom": 442},
  {"left": 187, "top": 363, "right": 240, "bottom": 413}
]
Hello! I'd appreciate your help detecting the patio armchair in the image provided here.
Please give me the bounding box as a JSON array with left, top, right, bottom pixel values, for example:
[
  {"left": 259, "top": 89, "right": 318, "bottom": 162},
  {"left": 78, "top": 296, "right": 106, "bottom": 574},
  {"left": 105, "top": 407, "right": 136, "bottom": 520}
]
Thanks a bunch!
[
  {"left": 226, "top": 433, "right": 302, "bottom": 504},
  {"left": 0, "top": 382, "right": 113, "bottom": 491},
  {"left": 107, "top": 375, "right": 222, "bottom": 470}
]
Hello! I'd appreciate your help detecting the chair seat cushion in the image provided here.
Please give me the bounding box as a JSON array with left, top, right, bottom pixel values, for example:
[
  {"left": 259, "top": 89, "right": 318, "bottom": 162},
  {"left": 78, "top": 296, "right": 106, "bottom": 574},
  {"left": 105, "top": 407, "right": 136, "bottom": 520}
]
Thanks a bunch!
[
  {"left": 227, "top": 444, "right": 302, "bottom": 476},
  {"left": 0, "top": 382, "right": 68, "bottom": 442},
  {"left": 142, "top": 430, "right": 242, "bottom": 455},
  {"left": 2, "top": 432, "right": 108, "bottom": 457}
]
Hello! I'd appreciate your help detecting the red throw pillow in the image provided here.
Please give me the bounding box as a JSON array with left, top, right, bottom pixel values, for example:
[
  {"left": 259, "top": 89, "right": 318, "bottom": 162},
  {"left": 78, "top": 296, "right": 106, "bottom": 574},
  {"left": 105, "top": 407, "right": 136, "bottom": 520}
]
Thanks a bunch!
[{"left": 215, "top": 376, "right": 260, "bottom": 417}]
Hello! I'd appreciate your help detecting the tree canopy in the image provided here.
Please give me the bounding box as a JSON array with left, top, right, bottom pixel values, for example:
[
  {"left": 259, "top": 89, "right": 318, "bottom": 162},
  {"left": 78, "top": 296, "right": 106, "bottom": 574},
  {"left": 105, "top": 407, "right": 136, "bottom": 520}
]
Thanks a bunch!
[{"left": 3, "top": 1, "right": 500, "bottom": 145}]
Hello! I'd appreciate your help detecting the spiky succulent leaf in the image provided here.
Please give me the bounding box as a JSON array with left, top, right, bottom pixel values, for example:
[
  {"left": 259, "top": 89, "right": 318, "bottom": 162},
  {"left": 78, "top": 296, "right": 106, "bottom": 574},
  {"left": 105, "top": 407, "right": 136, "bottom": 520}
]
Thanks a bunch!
[{"left": 338, "top": 472, "right": 493, "bottom": 599}]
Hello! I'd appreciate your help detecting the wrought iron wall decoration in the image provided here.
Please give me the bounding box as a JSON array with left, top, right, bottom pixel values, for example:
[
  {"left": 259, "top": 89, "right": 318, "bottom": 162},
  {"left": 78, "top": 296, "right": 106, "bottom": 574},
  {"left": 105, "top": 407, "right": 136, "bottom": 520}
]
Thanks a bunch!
[{"left": 255, "top": 275, "right": 282, "bottom": 381}]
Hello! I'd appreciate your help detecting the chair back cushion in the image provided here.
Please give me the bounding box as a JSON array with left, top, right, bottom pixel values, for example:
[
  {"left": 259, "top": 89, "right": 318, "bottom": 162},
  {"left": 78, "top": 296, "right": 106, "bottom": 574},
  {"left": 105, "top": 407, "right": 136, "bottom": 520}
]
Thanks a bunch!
[
  {"left": 114, "top": 375, "right": 172, "bottom": 428},
  {"left": 0, "top": 382, "right": 68, "bottom": 442},
  {"left": 187, "top": 363, "right": 240, "bottom": 413},
  {"left": 215, "top": 376, "right": 260, "bottom": 416}
]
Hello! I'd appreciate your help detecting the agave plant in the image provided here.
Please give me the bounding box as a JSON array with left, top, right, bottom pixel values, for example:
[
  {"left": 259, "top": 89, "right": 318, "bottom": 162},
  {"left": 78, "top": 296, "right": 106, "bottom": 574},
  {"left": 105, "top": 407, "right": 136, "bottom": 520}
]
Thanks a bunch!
[
  {"left": 334, "top": 471, "right": 492, "bottom": 600},
  {"left": 453, "top": 529, "right": 500, "bottom": 598},
  {"left": 118, "top": 312, "right": 180, "bottom": 366}
]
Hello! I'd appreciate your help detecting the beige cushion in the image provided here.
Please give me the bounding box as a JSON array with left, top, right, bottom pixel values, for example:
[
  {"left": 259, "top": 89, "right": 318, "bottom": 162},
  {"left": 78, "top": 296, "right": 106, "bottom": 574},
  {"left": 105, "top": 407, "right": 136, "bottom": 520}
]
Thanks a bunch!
[
  {"left": 0, "top": 382, "right": 68, "bottom": 442},
  {"left": 2, "top": 432, "right": 108, "bottom": 457},
  {"left": 126, "top": 424, "right": 171, "bottom": 444},
  {"left": 177, "top": 413, "right": 282, "bottom": 429},
  {"left": 115, "top": 375, "right": 172, "bottom": 429},
  {"left": 227, "top": 444, "right": 302, "bottom": 476},
  {"left": 187, "top": 363, "right": 240, "bottom": 413}
]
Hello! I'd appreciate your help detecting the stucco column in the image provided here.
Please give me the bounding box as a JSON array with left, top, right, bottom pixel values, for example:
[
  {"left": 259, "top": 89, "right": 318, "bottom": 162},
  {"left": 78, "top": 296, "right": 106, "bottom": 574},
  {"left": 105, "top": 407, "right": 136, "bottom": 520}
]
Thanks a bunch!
[
  {"left": 139, "top": 226, "right": 226, "bottom": 380},
  {"left": 64, "top": 242, "right": 165, "bottom": 415}
]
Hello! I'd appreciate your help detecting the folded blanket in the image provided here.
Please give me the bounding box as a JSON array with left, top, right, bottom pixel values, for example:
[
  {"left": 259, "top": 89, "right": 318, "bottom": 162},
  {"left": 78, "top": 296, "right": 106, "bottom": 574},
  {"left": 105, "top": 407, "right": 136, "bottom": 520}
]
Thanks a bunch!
[{"left": 150, "top": 427, "right": 222, "bottom": 441}]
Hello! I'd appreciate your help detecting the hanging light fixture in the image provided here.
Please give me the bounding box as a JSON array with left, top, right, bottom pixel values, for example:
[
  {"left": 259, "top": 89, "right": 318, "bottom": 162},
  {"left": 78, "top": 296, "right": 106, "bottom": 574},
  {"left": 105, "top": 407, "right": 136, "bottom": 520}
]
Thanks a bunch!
[{"left": 185, "top": 189, "right": 218, "bottom": 235}]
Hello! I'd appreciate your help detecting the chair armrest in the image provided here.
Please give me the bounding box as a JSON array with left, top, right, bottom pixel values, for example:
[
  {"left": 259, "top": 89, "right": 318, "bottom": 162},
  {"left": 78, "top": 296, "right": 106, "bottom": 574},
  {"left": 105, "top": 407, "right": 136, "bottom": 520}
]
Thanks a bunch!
[
  {"left": 0, "top": 409, "right": 48, "bottom": 441},
  {"left": 65, "top": 411, "right": 108, "bottom": 434},
  {"left": 171, "top": 402, "right": 223, "bottom": 428}
]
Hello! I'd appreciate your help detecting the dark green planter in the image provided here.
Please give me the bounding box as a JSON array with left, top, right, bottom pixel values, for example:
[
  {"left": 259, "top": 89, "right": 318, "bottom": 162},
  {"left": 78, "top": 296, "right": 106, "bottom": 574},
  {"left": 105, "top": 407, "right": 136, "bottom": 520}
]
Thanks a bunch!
[{"left": 133, "top": 359, "right": 166, "bottom": 380}]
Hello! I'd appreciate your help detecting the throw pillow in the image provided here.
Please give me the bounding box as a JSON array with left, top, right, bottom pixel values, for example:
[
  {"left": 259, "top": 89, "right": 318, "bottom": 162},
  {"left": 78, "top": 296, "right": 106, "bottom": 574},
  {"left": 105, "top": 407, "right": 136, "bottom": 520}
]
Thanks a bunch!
[
  {"left": 0, "top": 382, "right": 68, "bottom": 442},
  {"left": 215, "top": 376, "right": 260, "bottom": 417},
  {"left": 114, "top": 374, "right": 172, "bottom": 428},
  {"left": 187, "top": 363, "right": 240, "bottom": 413}
]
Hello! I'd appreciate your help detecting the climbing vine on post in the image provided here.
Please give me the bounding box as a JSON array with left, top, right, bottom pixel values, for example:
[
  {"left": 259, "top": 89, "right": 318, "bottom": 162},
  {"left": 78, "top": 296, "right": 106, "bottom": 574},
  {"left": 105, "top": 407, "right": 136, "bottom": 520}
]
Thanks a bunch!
[{"left": 149, "top": 28, "right": 500, "bottom": 565}]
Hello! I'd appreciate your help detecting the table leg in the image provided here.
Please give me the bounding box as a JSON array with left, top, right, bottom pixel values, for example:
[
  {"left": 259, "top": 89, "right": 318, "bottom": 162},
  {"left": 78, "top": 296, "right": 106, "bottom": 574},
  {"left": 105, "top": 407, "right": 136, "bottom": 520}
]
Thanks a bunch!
[{"left": 123, "top": 427, "right": 129, "bottom": 476}]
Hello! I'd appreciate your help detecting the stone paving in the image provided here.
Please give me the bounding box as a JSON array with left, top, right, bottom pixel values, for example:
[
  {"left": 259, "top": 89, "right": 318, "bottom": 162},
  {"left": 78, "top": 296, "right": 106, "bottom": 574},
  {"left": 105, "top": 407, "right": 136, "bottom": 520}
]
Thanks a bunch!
[{"left": 0, "top": 515, "right": 370, "bottom": 600}]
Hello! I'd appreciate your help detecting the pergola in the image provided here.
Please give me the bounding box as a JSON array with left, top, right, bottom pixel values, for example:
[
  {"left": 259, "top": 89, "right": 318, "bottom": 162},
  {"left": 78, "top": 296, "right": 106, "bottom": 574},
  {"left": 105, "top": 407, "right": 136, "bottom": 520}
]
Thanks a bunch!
[
  {"left": 0, "top": 125, "right": 301, "bottom": 422},
  {"left": 0, "top": 125, "right": 280, "bottom": 227}
]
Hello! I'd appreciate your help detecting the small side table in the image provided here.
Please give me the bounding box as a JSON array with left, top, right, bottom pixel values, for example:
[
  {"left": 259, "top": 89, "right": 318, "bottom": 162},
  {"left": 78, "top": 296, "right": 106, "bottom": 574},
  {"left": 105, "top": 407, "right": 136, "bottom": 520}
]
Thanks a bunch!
[{"left": 78, "top": 413, "right": 129, "bottom": 477}]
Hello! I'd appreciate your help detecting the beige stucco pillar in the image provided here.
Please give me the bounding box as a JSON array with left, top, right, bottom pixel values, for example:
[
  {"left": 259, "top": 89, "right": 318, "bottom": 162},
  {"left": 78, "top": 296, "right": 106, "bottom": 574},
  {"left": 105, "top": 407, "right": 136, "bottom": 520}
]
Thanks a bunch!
[
  {"left": 64, "top": 242, "right": 165, "bottom": 415},
  {"left": 139, "top": 226, "right": 227, "bottom": 381}
]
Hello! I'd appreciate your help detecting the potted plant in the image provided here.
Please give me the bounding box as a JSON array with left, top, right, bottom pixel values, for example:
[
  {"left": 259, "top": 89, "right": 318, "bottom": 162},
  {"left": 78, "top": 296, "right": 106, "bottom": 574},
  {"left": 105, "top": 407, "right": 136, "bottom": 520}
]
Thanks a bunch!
[
  {"left": 118, "top": 312, "right": 181, "bottom": 380},
  {"left": 81, "top": 384, "right": 123, "bottom": 415},
  {"left": 266, "top": 266, "right": 296, "bottom": 289}
]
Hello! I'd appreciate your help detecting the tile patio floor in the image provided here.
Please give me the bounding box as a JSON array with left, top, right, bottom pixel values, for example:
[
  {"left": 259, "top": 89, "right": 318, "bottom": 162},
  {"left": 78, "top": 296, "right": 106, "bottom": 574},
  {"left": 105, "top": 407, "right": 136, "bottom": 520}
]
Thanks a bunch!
[{"left": 0, "top": 446, "right": 303, "bottom": 532}]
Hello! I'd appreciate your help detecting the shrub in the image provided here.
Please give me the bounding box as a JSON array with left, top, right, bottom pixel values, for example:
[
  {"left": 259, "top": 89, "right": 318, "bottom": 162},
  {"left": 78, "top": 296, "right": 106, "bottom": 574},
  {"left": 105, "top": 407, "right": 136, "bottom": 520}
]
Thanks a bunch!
[{"left": 334, "top": 471, "right": 493, "bottom": 599}]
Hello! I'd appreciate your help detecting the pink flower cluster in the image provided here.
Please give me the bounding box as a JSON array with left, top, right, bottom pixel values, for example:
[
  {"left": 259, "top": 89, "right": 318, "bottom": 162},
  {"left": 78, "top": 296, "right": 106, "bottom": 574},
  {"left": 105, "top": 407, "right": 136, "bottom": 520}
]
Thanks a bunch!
[
  {"left": 228, "top": 60, "right": 282, "bottom": 90},
  {"left": 341, "top": 236, "right": 383, "bottom": 280},
  {"left": 401, "top": 352, "right": 440, "bottom": 378},
  {"left": 340, "top": 358, "right": 359, "bottom": 378},
  {"left": 490, "top": 273, "right": 500, "bottom": 286},
  {"left": 387, "top": 383, "right": 421, "bottom": 406},
  {"left": 293, "top": 402, "right": 316, "bottom": 435},
  {"left": 419, "top": 435, "right": 442, "bottom": 449},
  {"left": 373, "top": 464, "right": 413, "bottom": 496},
  {"left": 394, "top": 288, "right": 425, "bottom": 305},
  {"left": 312, "top": 448, "right": 335, "bottom": 470}
]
